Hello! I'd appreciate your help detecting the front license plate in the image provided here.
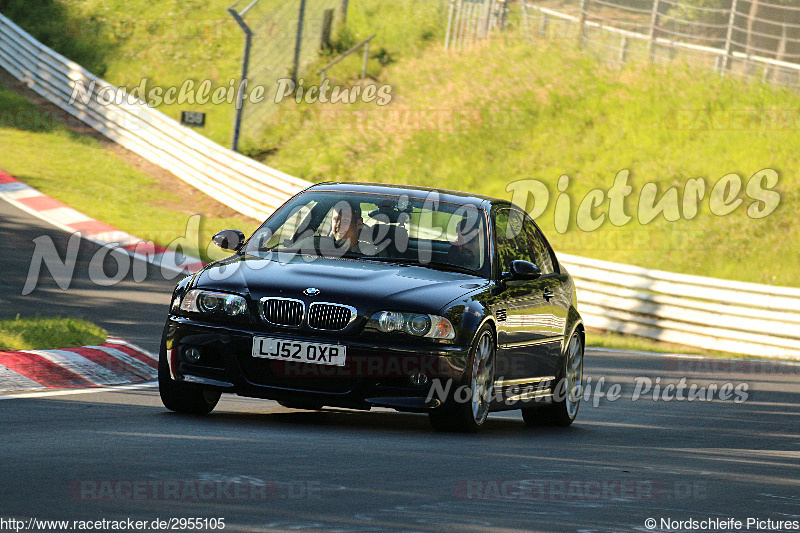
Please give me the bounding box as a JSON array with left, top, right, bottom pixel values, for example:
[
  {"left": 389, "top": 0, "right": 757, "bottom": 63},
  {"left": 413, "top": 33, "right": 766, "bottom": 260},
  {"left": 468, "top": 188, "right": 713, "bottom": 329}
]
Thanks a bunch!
[{"left": 252, "top": 337, "right": 347, "bottom": 367}]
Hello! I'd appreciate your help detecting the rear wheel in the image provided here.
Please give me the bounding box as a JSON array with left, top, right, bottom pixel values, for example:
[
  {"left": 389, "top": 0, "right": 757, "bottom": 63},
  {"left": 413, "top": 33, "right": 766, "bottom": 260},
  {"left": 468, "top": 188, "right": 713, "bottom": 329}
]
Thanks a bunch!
[
  {"left": 429, "top": 325, "right": 496, "bottom": 432},
  {"left": 158, "top": 340, "right": 221, "bottom": 415},
  {"left": 522, "top": 331, "right": 583, "bottom": 427}
]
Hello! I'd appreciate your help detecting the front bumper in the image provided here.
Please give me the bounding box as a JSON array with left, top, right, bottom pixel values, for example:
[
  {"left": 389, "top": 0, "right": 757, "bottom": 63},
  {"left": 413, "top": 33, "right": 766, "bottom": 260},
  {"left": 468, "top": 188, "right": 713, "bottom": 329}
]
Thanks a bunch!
[{"left": 163, "top": 316, "right": 472, "bottom": 412}]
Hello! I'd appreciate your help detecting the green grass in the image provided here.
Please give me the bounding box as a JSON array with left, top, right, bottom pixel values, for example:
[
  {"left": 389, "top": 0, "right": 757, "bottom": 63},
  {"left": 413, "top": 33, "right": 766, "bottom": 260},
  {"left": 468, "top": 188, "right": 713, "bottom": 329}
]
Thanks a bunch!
[
  {"left": 238, "top": 0, "right": 449, "bottom": 152},
  {"left": 0, "top": 85, "right": 259, "bottom": 262},
  {"left": 1, "top": 1, "right": 798, "bottom": 288},
  {"left": 0, "top": 316, "right": 107, "bottom": 351},
  {"left": 1, "top": 0, "right": 448, "bottom": 149},
  {"left": 256, "top": 37, "right": 800, "bottom": 287},
  {"left": 2, "top": 0, "right": 260, "bottom": 145},
  {"left": 324, "top": 0, "right": 447, "bottom": 71}
]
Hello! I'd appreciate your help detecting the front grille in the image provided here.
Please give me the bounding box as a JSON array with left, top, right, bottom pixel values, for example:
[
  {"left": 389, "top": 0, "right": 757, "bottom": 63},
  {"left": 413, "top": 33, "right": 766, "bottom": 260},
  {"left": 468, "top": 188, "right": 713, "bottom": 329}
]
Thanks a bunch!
[
  {"left": 260, "top": 298, "right": 305, "bottom": 327},
  {"left": 308, "top": 303, "right": 355, "bottom": 331}
]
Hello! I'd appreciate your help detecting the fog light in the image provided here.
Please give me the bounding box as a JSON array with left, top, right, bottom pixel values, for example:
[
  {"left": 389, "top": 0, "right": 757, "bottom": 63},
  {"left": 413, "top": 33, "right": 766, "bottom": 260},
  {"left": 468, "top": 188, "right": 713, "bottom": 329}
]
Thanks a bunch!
[
  {"left": 409, "top": 372, "right": 428, "bottom": 387},
  {"left": 183, "top": 347, "right": 201, "bottom": 363}
]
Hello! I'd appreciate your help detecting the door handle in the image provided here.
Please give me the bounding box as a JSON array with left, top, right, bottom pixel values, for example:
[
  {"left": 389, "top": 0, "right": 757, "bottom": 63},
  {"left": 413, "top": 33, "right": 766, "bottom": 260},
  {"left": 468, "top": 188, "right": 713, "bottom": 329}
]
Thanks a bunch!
[{"left": 543, "top": 289, "right": 554, "bottom": 301}]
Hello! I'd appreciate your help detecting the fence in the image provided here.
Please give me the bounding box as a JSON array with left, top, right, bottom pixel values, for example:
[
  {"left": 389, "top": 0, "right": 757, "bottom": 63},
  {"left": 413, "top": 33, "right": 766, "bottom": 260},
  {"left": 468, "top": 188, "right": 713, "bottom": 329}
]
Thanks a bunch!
[
  {"left": 318, "top": 33, "right": 376, "bottom": 83},
  {"left": 520, "top": 0, "right": 800, "bottom": 88},
  {"left": 444, "top": 0, "right": 510, "bottom": 50},
  {"left": 0, "top": 13, "right": 310, "bottom": 221},
  {"left": 2, "top": 11, "right": 799, "bottom": 359},
  {"left": 228, "top": 0, "right": 345, "bottom": 149}
]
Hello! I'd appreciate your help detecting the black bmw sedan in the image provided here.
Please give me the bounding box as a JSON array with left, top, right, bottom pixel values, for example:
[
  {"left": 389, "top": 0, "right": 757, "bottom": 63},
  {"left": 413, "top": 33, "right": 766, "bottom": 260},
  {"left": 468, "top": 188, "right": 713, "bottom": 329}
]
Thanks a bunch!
[{"left": 160, "top": 182, "right": 584, "bottom": 431}]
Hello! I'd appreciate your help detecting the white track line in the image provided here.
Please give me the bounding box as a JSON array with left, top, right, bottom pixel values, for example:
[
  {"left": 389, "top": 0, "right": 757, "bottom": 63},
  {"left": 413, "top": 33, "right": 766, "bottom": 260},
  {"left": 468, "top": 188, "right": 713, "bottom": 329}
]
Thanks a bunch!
[{"left": 0, "top": 381, "right": 157, "bottom": 400}]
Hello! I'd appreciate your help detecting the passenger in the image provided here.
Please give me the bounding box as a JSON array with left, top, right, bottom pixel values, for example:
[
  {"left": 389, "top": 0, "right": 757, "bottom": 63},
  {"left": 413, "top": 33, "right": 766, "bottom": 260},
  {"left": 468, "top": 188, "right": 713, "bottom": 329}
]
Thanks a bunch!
[{"left": 447, "top": 217, "right": 481, "bottom": 270}]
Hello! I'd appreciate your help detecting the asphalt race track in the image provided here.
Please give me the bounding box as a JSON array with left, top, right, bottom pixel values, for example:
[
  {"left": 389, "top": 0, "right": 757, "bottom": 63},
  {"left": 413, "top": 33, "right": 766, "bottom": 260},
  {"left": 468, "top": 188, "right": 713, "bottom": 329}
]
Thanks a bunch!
[
  {"left": 2, "top": 196, "right": 800, "bottom": 532},
  {"left": 0, "top": 198, "right": 177, "bottom": 353}
]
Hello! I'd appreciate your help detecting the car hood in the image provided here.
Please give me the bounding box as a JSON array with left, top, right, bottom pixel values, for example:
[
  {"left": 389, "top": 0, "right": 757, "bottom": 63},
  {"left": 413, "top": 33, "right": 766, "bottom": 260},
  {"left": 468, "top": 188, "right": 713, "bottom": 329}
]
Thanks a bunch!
[{"left": 193, "top": 253, "right": 488, "bottom": 313}]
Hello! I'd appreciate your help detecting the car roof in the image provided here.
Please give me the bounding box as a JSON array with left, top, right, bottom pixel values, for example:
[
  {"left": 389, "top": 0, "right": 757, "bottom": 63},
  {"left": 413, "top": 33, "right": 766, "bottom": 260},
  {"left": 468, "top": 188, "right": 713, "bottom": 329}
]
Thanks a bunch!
[{"left": 307, "top": 182, "right": 503, "bottom": 209}]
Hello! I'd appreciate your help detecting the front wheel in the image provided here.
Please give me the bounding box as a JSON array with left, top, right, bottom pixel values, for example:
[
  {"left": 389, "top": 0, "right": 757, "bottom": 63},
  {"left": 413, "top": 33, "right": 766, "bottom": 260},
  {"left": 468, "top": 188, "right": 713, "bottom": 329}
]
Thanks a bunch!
[
  {"left": 522, "top": 331, "right": 583, "bottom": 427},
  {"left": 158, "top": 340, "right": 221, "bottom": 415},
  {"left": 429, "top": 325, "right": 496, "bottom": 432}
]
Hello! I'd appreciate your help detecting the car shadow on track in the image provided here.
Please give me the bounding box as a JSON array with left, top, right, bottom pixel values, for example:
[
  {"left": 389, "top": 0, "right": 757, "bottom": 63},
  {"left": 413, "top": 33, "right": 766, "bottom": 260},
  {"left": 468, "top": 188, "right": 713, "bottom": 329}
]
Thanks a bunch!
[{"left": 160, "top": 407, "right": 588, "bottom": 438}]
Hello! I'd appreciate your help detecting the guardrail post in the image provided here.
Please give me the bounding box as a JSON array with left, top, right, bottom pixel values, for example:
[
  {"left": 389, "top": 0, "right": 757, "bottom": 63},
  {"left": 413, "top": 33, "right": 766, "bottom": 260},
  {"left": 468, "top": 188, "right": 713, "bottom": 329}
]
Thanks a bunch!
[
  {"left": 341, "top": 0, "right": 349, "bottom": 25},
  {"left": 578, "top": 0, "right": 589, "bottom": 48},
  {"left": 647, "top": 0, "right": 660, "bottom": 63},
  {"left": 721, "top": 0, "right": 739, "bottom": 74}
]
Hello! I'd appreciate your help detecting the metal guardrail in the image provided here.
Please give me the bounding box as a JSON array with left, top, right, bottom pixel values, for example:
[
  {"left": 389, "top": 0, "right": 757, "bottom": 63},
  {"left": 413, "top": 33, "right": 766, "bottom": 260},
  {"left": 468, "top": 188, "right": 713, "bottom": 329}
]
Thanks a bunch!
[
  {"left": 560, "top": 254, "right": 800, "bottom": 359},
  {"left": 2, "top": 12, "right": 799, "bottom": 359},
  {"left": 0, "top": 13, "right": 311, "bottom": 222}
]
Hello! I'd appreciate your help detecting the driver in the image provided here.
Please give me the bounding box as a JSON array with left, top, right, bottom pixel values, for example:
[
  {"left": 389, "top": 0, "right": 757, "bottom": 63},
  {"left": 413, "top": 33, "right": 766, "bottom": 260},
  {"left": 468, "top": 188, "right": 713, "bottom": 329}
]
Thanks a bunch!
[
  {"left": 331, "top": 201, "right": 364, "bottom": 253},
  {"left": 447, "top": 216, "right": 481, "bottom": 270}
]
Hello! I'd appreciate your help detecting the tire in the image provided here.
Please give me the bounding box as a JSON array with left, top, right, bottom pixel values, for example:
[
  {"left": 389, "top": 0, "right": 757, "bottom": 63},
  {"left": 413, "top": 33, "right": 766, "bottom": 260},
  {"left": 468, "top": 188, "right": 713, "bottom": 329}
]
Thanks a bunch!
[
  {"left": 429, "top": 324, "right": 496, "bottom": 432},
  {"left": 158, "top": 340, "right": 221, "bottom": 415},
  {"left": 522, "top": 331, "right": 583, "bottom": 427}
]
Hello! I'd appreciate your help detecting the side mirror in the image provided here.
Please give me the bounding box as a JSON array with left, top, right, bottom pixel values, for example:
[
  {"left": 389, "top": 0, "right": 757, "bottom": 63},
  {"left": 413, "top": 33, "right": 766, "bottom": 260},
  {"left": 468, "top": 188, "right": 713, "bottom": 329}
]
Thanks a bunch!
[
  {"left": 212, "top": 229, "right": 245, "bottom": 251},
  {"left": 502, "top": 260, "right": 541, "bottom": 281}
]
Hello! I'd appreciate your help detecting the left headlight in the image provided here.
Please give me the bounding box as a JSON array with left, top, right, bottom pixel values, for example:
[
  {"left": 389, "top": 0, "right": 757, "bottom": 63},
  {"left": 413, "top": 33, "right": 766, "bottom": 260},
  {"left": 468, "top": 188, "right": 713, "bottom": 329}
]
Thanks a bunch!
[
  {"left": 177, "top": 289, "right": 248, "bottom": 316},
  {"left": 367, "top": 311, "right": 455, "bottom": 340}
]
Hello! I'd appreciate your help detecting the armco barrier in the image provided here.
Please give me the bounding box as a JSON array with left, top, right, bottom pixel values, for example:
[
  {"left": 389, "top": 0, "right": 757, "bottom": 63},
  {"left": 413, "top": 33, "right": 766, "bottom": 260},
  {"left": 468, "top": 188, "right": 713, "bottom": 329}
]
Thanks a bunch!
[
  {"left": 1, "top": 13, "right": 798, "bottom": 359},
  {"left": 0, "top": 13, "right": 310, "bottom": 221},
  {"left": 560, "top": 254, "right": 800, "bottom": 359}
]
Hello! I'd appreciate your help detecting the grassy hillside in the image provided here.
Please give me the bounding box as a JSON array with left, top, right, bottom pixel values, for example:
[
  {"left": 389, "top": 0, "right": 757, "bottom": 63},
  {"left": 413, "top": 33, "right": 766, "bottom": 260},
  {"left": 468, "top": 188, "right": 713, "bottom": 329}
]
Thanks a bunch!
[
  {"left": 0, "top": 84, "right": 258, "bottom": 261},
  {"left": 1, "top": 1, "right": 798, "bottom": 286},
  {"left": 257, "top": 38, "right": 800, "bottom": 286},
  {"left": 0, "top": 0, "right": 446, "bottom": 148}
]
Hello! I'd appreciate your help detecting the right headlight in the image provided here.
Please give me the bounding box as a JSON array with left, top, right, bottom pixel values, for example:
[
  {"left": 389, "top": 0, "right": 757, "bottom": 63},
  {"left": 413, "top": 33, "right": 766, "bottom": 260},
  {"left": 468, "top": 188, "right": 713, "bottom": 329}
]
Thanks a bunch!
[
  {"left": 178, "top": 289, "right": 248, "bottom": 316},
  {"left": 367, "top": 311, "right": 455, "bottom": 339}
]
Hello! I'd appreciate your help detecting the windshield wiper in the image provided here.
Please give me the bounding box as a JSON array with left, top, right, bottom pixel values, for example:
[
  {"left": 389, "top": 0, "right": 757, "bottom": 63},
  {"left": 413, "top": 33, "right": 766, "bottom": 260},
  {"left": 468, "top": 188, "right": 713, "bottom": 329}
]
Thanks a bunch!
[{"left": 417, "top": 260, "right": 480, "bottom": 276}]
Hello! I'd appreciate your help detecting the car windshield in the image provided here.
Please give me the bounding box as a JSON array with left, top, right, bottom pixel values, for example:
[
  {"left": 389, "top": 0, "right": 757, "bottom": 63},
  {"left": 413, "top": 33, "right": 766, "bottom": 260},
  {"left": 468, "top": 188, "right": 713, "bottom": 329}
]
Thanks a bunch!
[{"left": 242, "top": 190, "right": 489, "bottom": 276}]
